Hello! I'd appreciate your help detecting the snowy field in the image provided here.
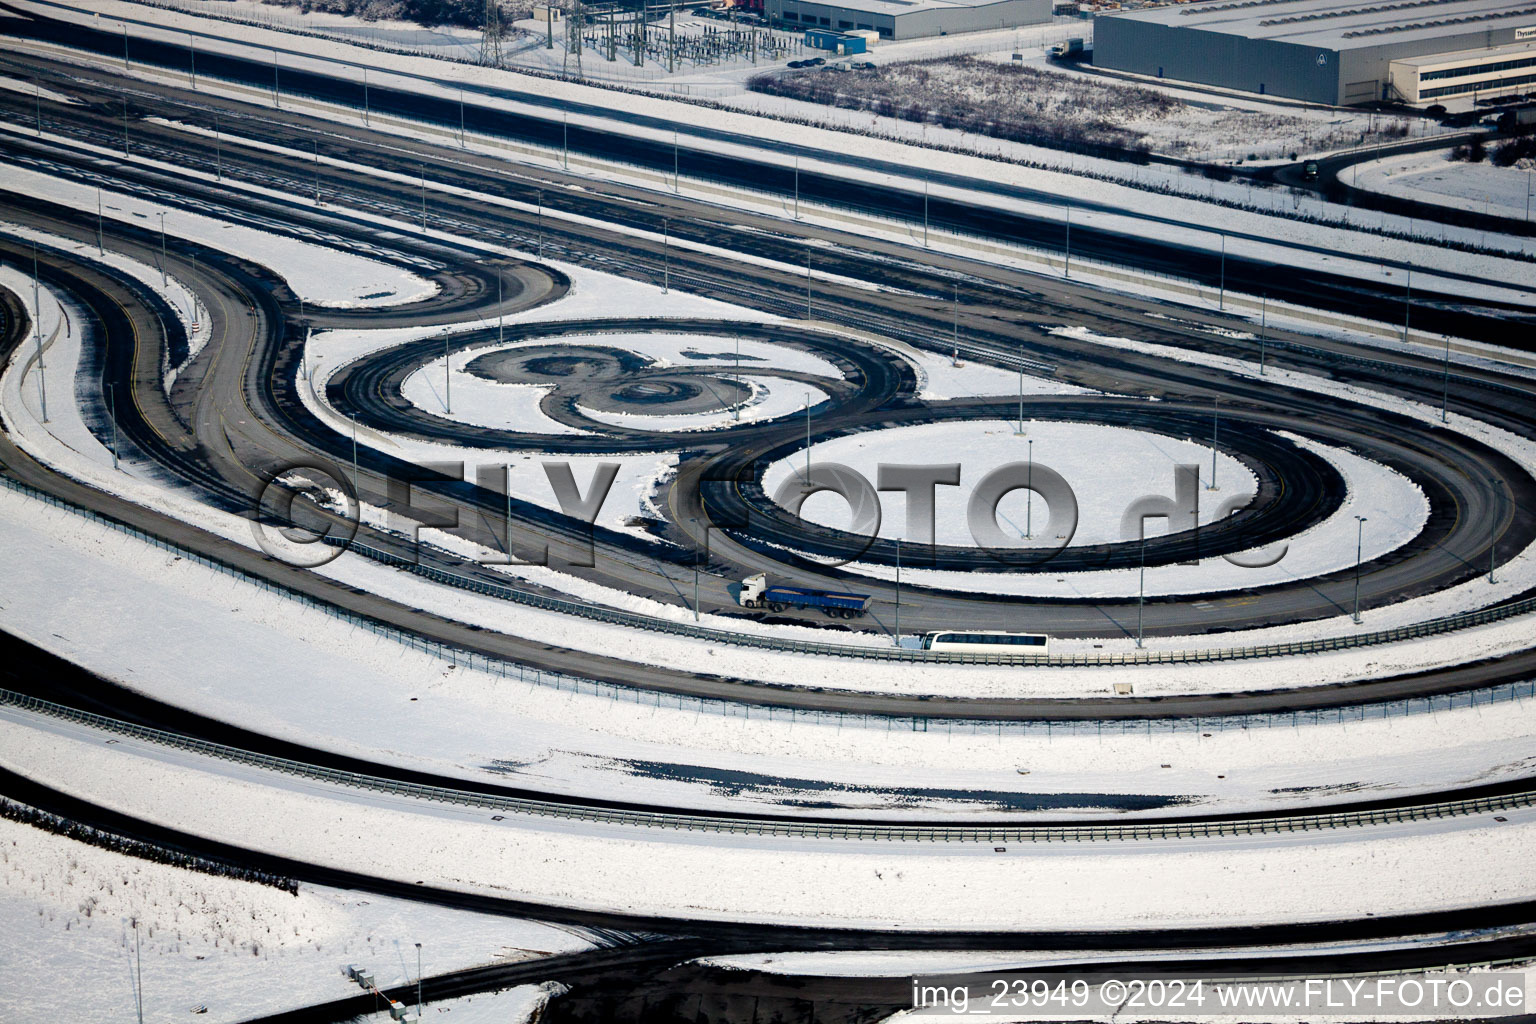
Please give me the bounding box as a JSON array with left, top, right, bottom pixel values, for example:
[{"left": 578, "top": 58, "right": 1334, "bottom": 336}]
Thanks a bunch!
[
  {"left": 752, "top": 55, "right": 1433, "bottom": 165},
  {"left": 577, "top": 376, "right": 832, "bottom": 433},
  {"left": 762, "top": 418, "right": 1258, "bottom": 548},
  {"left": 357, "top": 984, "right": 567, "bottom": 1023},
  {"left": 403, "top": 361, "right": 585, "bottom": 435},
  {"left": 834, "top": 430, "right": 1428, "bottom": 599},
  {"left": 907, "top": 344, "right": 1096, "bottom": 401},
  {"left": 0, "top": 70, "right": 81, "bottom": 105},
  {"left": 544, "top": 330, "right": 844, "bottom": 379},
  {"left": 4, "top": 709, "right": 1535, "bottom": 933},
  {"left": 306, "top": 348, "right": 680, "bottom": 539},
  {"left": 400, "top": 329, "right": 849, "bottom": 435},
  {"left": 2, "top": 220, "right": 210, "bottom": 388},
  {"left": 0, "top": 162, "right": 438, "bottom": 308},
  {"left": 701, "top": 927, "right": 1536, "bottom": 976},
  {"left": 1356, "top": 148, "right": 1536, "bottom": 221},
  {"left": 0, "top": 816, "right": 592, "bottom": 1024}
]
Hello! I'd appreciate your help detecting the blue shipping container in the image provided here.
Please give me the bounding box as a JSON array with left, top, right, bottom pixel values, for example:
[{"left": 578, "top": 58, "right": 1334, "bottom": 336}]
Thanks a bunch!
[{"left": 803, "top": 29, "right": 865, "bottom": 53}]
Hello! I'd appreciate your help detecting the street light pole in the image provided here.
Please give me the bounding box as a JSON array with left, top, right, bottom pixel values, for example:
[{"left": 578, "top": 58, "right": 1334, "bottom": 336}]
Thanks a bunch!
[
  {"left": 952, "top": 283, "right": 959, "bottom": 352},
  {"left": 1015, "top": 357, "right": 1025, "bottom": 435},
  {"left": 32, "top": 242, "right": 47, "bottom": 423},
  {"left": 1259, "top": 293, "right": 1267, "bottom": 374},
  {"left": 662, "top": 218, "right": 669, "bottom": 294},
  {"left": 415, "top": 943, "right": 423, "bottom": 1018},
  {"left": 1441, "top": 332, "right": 1451, "bottom": 423},
  {"left": 1352, "top": 515, "right": 1367, "bottom": 624},
  {"left": 157, "top": 212, "right": 166, "bottom": 287},
  {"left": 1218, "top": 231, "right": 1226, "bottom": 310},
  {"left": 894, "top": 538, "right": 901, "bottom": 645},
  {"left": 1026, "top": 438, "right": 1034, "bottom": 539},
  {"left": 804, "top": 393, "right": 812, "bottom": 484},
  {"left": 1063, "top": 202, "right": 1071, "bottom": 278},
  {"left": 922, "top": 176, "right": 929, "bottom": 247},
  {"left": 188, "top": 34, "right": 197, "bottom": 88},
  {"left": 1136, "top": 538, "right": 1145, "bottom": 648},
  {"left": 805, "top": 248, "right": 811, "bottom": 318},
  {"left": 1208, "top": 398, "right": 1219, "bottom": 491},
  {"left": 1490, "top": 479, "right": 1501, "bottom": 584}
]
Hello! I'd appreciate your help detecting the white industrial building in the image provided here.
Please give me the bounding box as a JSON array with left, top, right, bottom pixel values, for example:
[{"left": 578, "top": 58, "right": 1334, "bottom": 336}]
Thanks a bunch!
[
  {"left": 1389, "top": 39, "right": 1536, "bottom": 103},
  {"left": 767, "top": 0, "right": 1052, "bottom": 40},
  {"left": 1095, "top": 0, "right": 1536, "bottom": 106}
]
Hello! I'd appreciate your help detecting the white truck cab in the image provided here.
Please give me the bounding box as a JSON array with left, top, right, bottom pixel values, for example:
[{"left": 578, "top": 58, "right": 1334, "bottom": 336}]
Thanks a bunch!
[{"left": 739, "top": 573, "right": 768, "bottom": 607}]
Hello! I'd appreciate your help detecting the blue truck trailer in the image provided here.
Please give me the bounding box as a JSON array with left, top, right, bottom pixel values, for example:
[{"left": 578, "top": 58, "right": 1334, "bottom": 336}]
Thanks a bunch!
[{"left": 739, "top": 573, "right": 872, "bottom": 618}]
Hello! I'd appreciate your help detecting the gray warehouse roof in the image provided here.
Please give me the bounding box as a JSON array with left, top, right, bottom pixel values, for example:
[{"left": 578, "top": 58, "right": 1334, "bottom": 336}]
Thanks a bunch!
[{"left": 1099, "top": 0, "right": 1536, "bottom": 51}]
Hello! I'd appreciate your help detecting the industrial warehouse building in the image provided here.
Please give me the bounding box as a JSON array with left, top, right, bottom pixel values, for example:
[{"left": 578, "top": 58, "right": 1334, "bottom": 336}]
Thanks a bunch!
[
  {"left": 1094, "top": 0, "right": 1536, "bottom": 106},
  {"left": 767, "top": 0, "right": 1051, "bottom": 40}
]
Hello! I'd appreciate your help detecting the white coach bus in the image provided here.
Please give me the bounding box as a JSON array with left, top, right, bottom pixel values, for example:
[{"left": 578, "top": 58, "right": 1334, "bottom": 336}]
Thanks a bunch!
[{"left": 920, "top": 631, "right": 1051, "bottom": 655}]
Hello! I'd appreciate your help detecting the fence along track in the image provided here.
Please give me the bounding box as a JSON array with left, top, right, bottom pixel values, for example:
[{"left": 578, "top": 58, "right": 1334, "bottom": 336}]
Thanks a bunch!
[
  {"left": 348, "top": 538, "right": 1536, "bottom": 667},
  {"left": 3, "top": 687, "right": 1532, "bottom": 842},
  {"left": 4, "top": 468, "right": 1536, "bottom": 683}
]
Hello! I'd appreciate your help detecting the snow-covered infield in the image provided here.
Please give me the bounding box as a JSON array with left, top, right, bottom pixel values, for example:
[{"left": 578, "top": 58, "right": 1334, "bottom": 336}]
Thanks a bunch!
[
  {"left": 0, "top": 161, "right": 439, "bottom": 308},
  {"left": 2, "top": 220, "right": 210, "bottom": 388},
  {"left": 2, "top": 708, "right": 1534, "bottom": 933},
  {"left": 824, "top": 429, "right": 1428, "bottom": 599},
  {"left": 0, "top": 813, "right": 593, "bottom": 1024},
  {"left": 762, "top": 418, "right": 1259, "bottom": 549},
  {"left": 399, "top": 329, "right": 845, "bottom": 435},
  {"left": 1355, "top": 148, "right": 1536, "bottom": 221}
]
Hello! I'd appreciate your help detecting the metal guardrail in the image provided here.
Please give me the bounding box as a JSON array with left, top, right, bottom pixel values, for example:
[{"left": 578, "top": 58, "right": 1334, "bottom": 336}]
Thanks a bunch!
[
  {"left": 6, "top": 471, "right": 1536, "bottom": 740},
  {"left": 347, "top": 536, "right": 1536, "bottom": 667},
  {"left": 3, "top": 685, "right": 1532, "bottom": 842}
]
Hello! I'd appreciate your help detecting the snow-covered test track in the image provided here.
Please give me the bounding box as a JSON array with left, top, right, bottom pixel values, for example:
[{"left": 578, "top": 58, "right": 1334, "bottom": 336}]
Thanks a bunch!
[{"left": 2, "top": 7, "right": 1536, "bottom": 1017}]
